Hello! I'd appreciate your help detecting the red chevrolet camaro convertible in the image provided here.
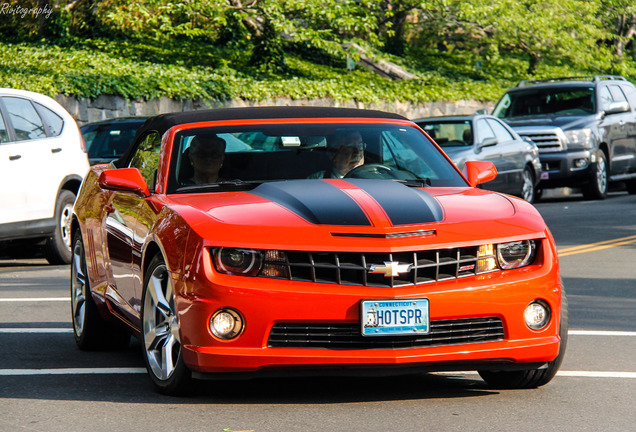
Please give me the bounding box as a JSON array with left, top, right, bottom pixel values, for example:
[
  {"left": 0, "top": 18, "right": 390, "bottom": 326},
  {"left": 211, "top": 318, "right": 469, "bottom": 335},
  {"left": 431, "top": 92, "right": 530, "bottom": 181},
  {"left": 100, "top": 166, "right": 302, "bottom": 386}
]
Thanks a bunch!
[{"left": 70, "top": 107, "right": 567, "bottom": 394}]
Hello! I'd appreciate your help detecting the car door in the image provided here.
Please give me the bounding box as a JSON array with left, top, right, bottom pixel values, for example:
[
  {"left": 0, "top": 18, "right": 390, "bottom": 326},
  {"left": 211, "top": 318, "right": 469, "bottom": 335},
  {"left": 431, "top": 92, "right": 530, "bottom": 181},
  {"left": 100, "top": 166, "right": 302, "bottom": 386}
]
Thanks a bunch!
[
  {"left": 602, "top": 85, "right": 635, "bottom": 175},
  {"left": 0, "top": 108, "right": 28, "bottom": 225},
  {"left": 103, "top": 131, "right": 162, "bottom": 326},
  {"left": 0, "top": 96, "right": 68, "bottom": 222},
  {"left": 0, "top": 96, "right": 51, "bottom": 224},
  {"left": 618, "top": 83, "right": 636, "bottom": 173},
  {"left": 486, "top": 118, "right": 525, "bottom": 194}
]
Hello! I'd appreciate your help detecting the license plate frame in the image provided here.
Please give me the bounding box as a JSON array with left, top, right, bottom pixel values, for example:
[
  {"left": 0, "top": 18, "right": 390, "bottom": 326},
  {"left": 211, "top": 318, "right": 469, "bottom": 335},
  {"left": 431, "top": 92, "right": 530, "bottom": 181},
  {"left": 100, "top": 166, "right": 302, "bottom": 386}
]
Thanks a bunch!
[{"left": 360, "top": 299, "right": 430, "bottom": 337}]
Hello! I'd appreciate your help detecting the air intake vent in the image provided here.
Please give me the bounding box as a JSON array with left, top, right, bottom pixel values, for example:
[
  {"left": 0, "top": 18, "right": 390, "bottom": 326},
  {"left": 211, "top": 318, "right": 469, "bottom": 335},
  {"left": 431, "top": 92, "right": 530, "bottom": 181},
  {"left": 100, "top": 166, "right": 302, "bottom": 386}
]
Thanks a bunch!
[{"left": 268, "top": 317, "right": 505, "bottom": 349}]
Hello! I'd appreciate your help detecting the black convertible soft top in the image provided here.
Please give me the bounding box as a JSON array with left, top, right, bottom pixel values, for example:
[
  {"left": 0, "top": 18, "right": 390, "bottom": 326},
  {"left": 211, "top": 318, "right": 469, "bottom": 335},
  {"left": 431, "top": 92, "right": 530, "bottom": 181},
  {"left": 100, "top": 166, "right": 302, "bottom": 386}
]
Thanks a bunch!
[{"left": 117, "top": 106, "right": 408, "bottom": 166}]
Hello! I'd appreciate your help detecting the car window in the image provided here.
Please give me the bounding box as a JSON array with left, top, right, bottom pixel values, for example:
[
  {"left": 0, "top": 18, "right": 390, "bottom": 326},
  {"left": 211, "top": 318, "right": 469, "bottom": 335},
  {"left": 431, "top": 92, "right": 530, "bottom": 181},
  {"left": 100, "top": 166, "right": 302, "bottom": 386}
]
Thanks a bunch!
[
  {"left": 487, "top": 119, "right": 514, "bottom": 142},
  {"left": 2, "top": 97, "right": 47, "bottom": 141},
  {"left": 169, "top": 123, "right": 466, "bottom": 192},
  {"left": 475, "top": 119, "right": 496, "bottom": 144},
  {"left": 34, "top": 103, "right": 64, "bottom": 136},
  {"left": 608, "top": 85, "right": 628, "bottom": 104},
  {"left": 621, "top": 84, "right": 636, "bottom": 109},
  {"left": 417, "top": 121, "right": 472, "bottom": 146},
  {"left": 599, "top": 87, "right": 613, "bottom": 111},
  {"left": 130, "top": 131, "right": 161, "bottom": 189},
  {"left": 0, "top": 110, "right": 8, "bottom": 143},
  {"left": 83, "top": 123, "right": 141, "bottom": 159},
  {"left": 495, "top": 87, "right": 595, "bottom": 117}
]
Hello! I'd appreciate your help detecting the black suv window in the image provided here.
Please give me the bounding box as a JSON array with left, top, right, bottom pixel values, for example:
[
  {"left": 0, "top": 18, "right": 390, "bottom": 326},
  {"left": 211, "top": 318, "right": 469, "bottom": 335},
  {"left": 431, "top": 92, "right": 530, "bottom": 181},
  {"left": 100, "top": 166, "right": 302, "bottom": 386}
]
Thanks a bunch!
[
  {"left": 2, "top": 97, "right": 47, "bottom": 141},
  {"left": 495, "top": 87, "right": 596, "bottom": 118}
]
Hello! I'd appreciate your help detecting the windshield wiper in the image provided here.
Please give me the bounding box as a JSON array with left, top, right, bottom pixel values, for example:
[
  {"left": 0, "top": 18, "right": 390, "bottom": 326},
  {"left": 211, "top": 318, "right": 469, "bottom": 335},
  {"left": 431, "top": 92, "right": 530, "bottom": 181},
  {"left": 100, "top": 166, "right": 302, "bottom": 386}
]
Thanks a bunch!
[
  {"left": 176, "top": 179, "right": 262, "bottom": 193},
  {"left": 397, "top": 178, "right": 431, "bottom": 187}
]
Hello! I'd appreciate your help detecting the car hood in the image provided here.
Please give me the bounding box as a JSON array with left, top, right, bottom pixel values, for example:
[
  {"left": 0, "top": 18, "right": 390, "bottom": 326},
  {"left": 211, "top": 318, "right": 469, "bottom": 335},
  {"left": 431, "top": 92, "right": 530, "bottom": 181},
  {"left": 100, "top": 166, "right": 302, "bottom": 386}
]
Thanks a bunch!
[
  {"left": 503, "top": 114, "right": 598, "bottom": 131},
  {"left": 167, "top": 179, "right": 547, "bottom": 250}
]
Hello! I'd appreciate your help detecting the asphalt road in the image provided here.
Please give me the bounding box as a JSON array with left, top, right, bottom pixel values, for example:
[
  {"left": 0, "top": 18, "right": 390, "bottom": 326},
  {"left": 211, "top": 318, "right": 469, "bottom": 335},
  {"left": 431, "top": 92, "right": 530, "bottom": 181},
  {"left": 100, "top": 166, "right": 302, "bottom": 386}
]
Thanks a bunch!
[{"left": 0, "top": 189, "right": 635, "bottom": 432}]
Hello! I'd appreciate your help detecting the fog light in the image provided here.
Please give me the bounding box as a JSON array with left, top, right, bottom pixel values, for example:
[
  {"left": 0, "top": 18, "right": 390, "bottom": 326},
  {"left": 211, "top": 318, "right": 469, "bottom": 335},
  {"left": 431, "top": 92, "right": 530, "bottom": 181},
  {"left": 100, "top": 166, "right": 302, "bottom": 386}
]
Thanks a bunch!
[
  {"left": 524, "top": 301, "right": 551, "bottom": 330},
  {"left": 210, "top": 309, "right": 244, "bottom": 339},
  {"left": 573, "top": 158, "right": 589, "bottom": 169}
]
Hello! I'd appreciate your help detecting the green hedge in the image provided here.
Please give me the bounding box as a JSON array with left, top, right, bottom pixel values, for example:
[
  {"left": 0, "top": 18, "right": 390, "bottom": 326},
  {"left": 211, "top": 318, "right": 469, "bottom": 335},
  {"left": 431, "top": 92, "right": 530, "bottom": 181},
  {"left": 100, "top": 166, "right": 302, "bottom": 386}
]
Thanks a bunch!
[{"left": 2, "top": 39, "right": 631, "bottom": 104}]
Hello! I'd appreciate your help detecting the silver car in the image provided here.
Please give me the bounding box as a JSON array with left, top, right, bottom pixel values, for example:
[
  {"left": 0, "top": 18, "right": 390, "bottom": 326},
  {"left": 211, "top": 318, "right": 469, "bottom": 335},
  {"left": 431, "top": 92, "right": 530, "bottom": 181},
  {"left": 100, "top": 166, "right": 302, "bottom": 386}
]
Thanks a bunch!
[{"left": 414, "top": 114, "right": 542, "bottom": 203}]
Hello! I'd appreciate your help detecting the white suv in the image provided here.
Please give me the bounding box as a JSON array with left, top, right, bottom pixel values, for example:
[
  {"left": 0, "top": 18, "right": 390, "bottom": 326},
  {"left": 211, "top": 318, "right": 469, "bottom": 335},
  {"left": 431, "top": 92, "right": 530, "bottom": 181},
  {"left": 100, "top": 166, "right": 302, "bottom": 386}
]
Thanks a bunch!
[{"left": 0, "top": 89, "right": 89, "bottom": 264}]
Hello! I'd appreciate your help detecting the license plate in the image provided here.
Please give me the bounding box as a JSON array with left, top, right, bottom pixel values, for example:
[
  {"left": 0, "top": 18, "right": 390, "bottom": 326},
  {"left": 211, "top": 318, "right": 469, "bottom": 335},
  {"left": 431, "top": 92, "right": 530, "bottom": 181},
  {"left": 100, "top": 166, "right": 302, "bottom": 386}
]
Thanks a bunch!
[{"left": 361, "top": 299, "right": 429, "bottom": 336}]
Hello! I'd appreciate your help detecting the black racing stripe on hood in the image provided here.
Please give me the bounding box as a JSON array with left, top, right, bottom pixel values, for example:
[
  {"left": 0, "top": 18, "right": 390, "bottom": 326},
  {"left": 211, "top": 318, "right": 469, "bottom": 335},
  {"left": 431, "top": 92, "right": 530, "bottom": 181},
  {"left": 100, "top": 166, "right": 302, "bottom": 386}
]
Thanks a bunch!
[
  {"left": 345, "top": 179, "right": 444, "bottom": 225},
  {"left": 250, "top": 180, "right": 371, "bottom": 226}
]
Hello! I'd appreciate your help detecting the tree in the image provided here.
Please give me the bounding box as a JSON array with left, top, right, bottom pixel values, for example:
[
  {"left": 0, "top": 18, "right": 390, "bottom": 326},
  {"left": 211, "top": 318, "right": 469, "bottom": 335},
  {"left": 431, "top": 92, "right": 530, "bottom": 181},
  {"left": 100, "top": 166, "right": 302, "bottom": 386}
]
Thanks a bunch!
[
  {"left": 459, "top": 0, "right": 605, "bottom": 74},
  {"left": 599, "top": 0, "right": 636, "bottom": 61}
]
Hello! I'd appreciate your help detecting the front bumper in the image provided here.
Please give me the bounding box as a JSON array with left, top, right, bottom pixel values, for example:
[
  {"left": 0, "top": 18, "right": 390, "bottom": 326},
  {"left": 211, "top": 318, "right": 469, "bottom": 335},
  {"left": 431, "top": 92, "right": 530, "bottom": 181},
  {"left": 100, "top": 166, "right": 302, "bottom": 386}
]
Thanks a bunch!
[
  {"left": 176, "top": 241, "right": 562, "bottom": 375},
  {"left": 538, "top": 150, "right": 595, "bottom": 188}
]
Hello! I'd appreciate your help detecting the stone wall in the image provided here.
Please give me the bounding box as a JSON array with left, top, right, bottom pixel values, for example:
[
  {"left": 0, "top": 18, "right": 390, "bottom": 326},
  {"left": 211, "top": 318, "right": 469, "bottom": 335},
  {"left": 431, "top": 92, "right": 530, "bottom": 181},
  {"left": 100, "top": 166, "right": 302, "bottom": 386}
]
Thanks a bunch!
[{"left": 54, "top": 94, "right": 494, "bottom": 125}]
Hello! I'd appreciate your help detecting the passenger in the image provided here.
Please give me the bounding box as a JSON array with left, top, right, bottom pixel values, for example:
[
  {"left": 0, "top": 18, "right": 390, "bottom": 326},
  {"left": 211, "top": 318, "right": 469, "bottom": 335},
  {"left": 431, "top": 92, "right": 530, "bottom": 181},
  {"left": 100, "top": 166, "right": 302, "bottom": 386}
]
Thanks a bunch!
[
  {"left": 308, "top": 130, "right": 365, "bottom": 179},
  {"left": 187, "top": 135, "right": 226, "bottom": 184}
]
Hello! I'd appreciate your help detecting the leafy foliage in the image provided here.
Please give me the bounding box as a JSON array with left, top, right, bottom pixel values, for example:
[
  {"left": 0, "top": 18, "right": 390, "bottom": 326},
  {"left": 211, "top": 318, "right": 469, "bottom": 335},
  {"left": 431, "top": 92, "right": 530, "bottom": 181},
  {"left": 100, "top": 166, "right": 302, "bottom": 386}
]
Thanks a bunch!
[{"left": 1, "top": 0, "right": 636, "bottom": 103}]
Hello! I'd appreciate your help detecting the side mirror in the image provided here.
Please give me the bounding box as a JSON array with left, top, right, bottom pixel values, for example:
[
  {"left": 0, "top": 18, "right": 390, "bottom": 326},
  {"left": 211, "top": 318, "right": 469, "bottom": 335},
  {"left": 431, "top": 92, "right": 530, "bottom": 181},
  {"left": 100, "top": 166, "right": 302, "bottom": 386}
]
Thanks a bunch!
[
  {"left": 604, "top": 101, "right": 629, "bottom": 115},
  {"left": 464, "top": 161, "right": 497, "bottom": 187},
  {"left": 98, "top": 168, "right": 151, "bottom": 197},
  {"left": 478, "top": 137, "right": 497, "bottom": 149}
]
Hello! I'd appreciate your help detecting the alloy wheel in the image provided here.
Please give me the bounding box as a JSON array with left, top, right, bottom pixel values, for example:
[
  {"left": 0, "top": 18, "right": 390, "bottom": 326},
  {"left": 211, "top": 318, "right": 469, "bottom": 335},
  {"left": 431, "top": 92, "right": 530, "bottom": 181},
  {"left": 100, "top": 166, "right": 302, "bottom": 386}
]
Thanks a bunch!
[
  {"left": 521, "top": 168, "right": 535, "bottom": 202},
  {"left": 143, "top": 264, "right": 181, "bottom": 381},
  {"left": 596, "top": 157, "right": 607, "bottom": 195},
  {"left": 60, "top": 203, "right": 73, "bottom": 250},
  {"left": 71, "top": 237, "right": 87, "bottom": 337}
]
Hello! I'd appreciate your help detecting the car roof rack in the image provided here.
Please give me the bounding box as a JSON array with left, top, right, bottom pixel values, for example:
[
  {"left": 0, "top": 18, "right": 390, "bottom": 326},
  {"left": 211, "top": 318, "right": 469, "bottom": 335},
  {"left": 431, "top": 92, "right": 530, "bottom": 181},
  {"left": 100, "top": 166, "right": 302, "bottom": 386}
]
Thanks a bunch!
[{"left": 516, "top": 75, "right": 627, "bottom": 87}]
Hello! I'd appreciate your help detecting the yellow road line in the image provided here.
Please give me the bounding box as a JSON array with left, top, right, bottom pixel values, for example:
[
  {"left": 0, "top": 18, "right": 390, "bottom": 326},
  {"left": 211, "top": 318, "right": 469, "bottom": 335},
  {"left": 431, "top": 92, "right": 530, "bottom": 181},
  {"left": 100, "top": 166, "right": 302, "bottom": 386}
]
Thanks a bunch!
[{"left": 558, "top": 234, "right": 636, "bottom": 257}]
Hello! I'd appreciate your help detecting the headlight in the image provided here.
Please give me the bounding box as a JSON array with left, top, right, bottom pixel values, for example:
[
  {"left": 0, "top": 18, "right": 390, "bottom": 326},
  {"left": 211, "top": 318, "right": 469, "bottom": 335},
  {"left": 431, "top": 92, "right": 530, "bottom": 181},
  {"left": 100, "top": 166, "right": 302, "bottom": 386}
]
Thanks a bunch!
[
  {"left": 497, "top": 240, "right": 537, "bottom": 269},
  {"left": 212, "top": 247, "right": 289, "bottom": 278},
  {"left": 213, "top": 247, "right": 263, "bottom": 276},
  {"left": 564, "top": 128, "right": 594, "bottom": 150}
]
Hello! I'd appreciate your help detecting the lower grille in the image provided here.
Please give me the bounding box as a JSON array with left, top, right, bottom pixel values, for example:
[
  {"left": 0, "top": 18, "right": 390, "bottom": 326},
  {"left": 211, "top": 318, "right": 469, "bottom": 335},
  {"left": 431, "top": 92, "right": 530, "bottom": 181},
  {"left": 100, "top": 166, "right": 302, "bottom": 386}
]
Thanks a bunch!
[{"left": 268, "top": 317, "right": 504, "bottom": 349}]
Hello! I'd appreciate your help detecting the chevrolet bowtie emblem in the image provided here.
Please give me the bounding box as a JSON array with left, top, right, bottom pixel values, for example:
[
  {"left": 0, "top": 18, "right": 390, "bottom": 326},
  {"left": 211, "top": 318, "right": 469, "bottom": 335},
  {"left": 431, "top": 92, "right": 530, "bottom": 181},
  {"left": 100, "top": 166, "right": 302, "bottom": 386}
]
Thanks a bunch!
[{"left": 369, "top": 261, "right": 412, "bottom": 277}]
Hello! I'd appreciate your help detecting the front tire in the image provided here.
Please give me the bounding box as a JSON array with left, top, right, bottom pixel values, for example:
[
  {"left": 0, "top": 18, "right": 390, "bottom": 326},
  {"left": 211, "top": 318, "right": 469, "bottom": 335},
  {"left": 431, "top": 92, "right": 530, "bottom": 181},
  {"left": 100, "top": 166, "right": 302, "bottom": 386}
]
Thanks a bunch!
[
  {"left": 141, "top": 254, "right": 192, "bottom": 395},
  {"left": 479, "top": 288, "right": 568, "bottom": 389},
  {"left": 582, "top": 150, "right": 608, "bottom": 200},
  {"left": 45, "top": 190, "right": 76, "bottom": 265}
]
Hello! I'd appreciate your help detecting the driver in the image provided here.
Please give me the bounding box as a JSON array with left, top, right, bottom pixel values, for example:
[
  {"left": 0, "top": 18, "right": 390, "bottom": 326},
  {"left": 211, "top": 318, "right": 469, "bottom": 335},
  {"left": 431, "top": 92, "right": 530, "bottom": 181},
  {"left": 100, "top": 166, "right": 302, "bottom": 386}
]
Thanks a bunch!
[{"left": 308, "top": 130, "right": 365, "bottom": 179}]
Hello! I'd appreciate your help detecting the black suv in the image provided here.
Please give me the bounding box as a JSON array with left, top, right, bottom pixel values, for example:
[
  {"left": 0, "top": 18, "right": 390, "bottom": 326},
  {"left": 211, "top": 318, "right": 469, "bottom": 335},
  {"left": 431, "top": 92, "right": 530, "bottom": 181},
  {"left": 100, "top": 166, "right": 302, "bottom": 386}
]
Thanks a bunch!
[{"left": 493, "top": 76, "right": 636, "bottom": 199}]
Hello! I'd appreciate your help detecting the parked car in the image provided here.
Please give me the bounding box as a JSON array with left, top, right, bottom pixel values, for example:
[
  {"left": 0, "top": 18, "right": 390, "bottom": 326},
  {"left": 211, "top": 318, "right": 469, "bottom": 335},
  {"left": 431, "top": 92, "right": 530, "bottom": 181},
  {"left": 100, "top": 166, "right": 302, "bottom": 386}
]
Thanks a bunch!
[
  {"left": 71, "top": 107, "right": 566, "bottom": 395},
  {"left": 0, "top": 88, "right": 89, "bottom": 264},
  {"left": 414, "top": 114, "right": 542, "bottom": 203},
  {"left": 493, "top": 76, "right": 636, "bottom": 199},
  {"left": 81, "top": 117, "right": 148, "bottom": 165}
]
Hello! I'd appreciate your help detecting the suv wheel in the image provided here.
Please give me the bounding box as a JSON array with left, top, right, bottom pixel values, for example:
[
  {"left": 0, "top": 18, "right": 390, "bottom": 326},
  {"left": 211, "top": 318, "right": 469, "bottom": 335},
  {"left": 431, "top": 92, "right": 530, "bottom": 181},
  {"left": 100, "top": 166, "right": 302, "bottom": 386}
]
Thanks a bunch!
[
  {"left": 44, "top": 190, "right": 75, "bottom": 265},
  {"left": 582, "top": 150, "right": 608, "bottom": 200}
]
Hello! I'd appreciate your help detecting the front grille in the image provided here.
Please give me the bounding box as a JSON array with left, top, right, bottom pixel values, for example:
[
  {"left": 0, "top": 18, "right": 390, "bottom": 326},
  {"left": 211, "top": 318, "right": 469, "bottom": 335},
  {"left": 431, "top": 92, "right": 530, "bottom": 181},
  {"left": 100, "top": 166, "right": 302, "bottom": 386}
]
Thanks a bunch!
[
  {"left": 261, "top": 246, "right": 494, "bottom": 288},
  {"left": 268, "top": 317, "right": 505, "bottom": 349},
  {"left": 519, "top": 132, "right": 563, "bottom": 152}
]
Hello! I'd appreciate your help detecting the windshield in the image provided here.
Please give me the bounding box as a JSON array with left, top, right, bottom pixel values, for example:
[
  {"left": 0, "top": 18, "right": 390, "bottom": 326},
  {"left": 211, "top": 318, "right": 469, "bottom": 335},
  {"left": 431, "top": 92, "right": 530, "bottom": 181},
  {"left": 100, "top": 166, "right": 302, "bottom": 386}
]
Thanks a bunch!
[
  {"left": 82, "top": 122, "right": 143, "bottom": 159},
  {"left": 168, "top": 123, "right": 466, "bottom": 193},
  {"left": 416, "top": 121, "right": 472, "bottom": 147},
  {"left": 493, "top": 87, "right": 596, "bottom": 118}
]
